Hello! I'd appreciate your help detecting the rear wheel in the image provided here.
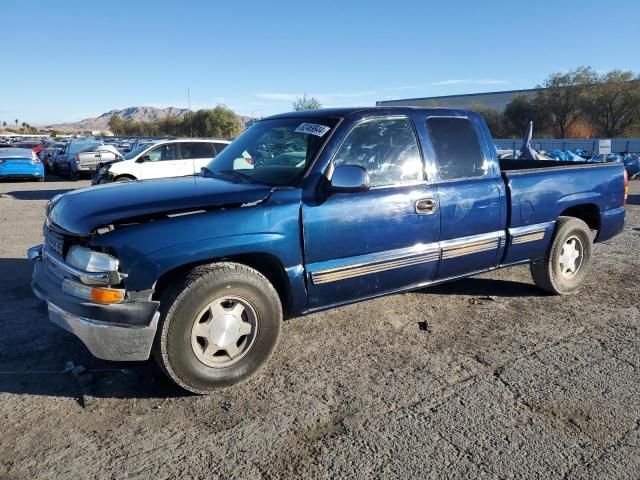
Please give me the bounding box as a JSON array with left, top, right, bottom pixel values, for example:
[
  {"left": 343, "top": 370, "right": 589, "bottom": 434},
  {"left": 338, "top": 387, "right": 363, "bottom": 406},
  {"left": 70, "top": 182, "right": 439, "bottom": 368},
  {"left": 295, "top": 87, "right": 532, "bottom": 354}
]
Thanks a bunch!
[
  {"left": 154, "top": 262, "right": 282, "bottom": 394},
  {"left": 530, "top": 216, "right": 593, "bottom": 295}
]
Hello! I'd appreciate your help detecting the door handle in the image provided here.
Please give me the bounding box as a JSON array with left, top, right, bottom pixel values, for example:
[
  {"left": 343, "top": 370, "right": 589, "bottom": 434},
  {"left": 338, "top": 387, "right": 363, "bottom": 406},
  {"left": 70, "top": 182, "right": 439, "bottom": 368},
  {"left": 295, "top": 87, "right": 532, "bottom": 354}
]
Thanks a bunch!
[{"left": 415, "top": 198, "right": 437, "bottom": 214}]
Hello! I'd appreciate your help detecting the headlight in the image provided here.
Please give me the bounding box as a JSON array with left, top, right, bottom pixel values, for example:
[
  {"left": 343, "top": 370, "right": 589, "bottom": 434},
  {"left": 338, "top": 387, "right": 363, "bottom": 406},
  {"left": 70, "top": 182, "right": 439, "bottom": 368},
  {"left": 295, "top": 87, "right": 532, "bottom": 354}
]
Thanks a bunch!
[{"left": 66, "top": 245, "right": 119, "bottom": 272}]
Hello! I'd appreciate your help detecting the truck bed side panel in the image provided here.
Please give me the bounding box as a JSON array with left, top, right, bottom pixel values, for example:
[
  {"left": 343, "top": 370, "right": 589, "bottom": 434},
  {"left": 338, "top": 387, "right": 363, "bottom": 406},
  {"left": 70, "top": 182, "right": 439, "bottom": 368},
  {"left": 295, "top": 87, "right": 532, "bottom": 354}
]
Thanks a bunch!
[{"left": 501, "top": 163, "right": 625, "bottom": 265}]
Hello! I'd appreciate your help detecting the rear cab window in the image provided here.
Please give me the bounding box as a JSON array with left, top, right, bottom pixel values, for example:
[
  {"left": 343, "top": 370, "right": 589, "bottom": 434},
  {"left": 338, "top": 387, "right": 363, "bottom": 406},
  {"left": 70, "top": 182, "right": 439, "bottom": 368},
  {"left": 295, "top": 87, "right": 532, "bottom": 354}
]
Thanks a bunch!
[{"left": 426, "top": 117, "right": 487, "bottom": 180}]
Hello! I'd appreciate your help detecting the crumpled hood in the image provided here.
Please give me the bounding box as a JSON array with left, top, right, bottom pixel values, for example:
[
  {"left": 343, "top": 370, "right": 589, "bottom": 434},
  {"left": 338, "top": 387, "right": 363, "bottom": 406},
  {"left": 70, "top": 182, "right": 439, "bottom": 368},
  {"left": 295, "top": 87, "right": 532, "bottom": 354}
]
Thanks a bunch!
[{"left": 49, "top": 175, "right": 273, "bottom": 235}]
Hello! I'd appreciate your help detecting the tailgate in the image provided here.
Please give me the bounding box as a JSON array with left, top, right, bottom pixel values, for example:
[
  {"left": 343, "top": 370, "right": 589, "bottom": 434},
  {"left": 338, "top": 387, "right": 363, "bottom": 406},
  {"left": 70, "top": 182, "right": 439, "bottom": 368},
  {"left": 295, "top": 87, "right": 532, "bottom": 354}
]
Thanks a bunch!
[{"left": 78, "top": 153, "right": 101, "bottom": 164}]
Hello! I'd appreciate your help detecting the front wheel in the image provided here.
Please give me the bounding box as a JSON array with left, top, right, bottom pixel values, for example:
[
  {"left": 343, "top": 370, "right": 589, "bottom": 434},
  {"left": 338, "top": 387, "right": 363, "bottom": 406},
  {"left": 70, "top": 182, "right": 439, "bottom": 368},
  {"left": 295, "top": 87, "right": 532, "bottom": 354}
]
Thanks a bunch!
[
  {"left": 530, "top": 216, "right": 593, "bottom": 295},
  {"left": 154, "top": 262, "right": 282, "bottom": 394}
]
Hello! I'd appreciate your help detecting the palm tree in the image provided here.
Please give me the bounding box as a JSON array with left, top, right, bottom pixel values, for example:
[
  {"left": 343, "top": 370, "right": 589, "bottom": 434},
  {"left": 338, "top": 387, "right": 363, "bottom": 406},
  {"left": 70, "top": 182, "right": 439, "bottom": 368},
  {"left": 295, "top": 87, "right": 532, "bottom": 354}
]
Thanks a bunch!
[{"left": 15, "top": 119, "right": 18, "bottom": 129}]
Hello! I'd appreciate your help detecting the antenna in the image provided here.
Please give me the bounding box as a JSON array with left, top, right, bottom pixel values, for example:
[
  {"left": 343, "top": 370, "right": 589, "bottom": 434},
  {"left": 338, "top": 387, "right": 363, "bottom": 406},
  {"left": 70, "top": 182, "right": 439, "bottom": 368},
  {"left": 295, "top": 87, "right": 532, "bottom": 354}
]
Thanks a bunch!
[{"left": 187, "top": 88, "right": 193, "bottom": 138}]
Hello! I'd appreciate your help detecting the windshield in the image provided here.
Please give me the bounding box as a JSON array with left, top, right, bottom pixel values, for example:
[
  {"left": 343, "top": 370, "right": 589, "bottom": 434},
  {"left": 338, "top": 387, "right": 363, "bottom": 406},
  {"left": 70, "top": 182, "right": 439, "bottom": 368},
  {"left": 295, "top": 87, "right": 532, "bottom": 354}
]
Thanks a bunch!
[
  {"left": 69, "top": 142, "right": 100, "bottom": 154},
  {"left": 124, "top": 144, "right": 151, "bottom": 160},
  {"left": 204, "top": 117, "right": 338, "bottom": 186}
]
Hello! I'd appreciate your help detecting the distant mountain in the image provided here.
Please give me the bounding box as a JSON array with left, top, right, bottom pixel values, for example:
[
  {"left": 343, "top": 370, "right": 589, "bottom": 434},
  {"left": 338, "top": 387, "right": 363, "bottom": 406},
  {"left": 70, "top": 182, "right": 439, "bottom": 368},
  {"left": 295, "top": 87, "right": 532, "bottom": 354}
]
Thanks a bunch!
[{"left": 45, "top": 106, "right": 251, "bottom": 133}]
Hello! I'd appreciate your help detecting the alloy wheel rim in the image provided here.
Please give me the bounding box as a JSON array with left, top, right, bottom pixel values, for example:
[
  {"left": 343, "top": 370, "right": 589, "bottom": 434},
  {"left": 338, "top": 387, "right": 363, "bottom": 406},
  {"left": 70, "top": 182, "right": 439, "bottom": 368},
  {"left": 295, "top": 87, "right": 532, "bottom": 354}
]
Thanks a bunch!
[
  {"left": 190, "top": 296, "right": 258, "bottom": 368},
  {"left": 558, "top": 235, "right": 583, "bottom": 279}
]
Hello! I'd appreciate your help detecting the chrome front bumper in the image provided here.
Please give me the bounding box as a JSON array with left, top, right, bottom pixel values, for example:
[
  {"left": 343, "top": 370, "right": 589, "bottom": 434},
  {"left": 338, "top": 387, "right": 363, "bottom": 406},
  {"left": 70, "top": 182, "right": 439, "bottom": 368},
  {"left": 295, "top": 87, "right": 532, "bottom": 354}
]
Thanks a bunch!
[{"left": 46, "top": 300, "right": 158, "bottom": 361}]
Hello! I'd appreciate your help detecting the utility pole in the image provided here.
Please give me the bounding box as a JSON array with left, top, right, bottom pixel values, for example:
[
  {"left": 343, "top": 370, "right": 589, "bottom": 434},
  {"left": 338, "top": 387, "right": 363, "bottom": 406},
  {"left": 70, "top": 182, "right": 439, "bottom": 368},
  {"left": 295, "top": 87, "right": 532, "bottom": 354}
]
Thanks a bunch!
[{"left": 187, "top": 88, "right": 193, "bottom": 138}]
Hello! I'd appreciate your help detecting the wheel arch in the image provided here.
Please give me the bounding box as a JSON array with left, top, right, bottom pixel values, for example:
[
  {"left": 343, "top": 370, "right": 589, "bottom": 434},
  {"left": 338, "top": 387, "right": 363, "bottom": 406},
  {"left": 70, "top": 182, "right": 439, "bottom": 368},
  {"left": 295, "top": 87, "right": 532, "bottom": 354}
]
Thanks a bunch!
[
  {"left": 152, "top": 253, "right": 294, "bottom": 317},
  {"left": 113, "top": 174, "right": 137, "bottom": 182},
  {"left": 558, "top": 203, "right": 601, "bottom": 234}
]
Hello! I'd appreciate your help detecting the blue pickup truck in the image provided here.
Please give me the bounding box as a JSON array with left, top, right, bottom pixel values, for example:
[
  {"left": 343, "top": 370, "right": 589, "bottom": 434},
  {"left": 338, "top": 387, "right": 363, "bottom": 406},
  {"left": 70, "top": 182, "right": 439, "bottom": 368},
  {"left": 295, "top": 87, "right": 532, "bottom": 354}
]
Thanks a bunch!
[{"left": 28, "top": 107, "right": 628, "bottom": 393}]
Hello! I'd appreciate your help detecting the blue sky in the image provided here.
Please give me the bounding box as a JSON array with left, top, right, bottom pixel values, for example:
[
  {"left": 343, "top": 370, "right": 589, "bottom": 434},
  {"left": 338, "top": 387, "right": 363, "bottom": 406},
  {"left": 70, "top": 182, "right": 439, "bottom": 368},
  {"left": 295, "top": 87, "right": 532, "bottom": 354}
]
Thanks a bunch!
[{"left": 2, "top": 0, "right": 640, "bottom": 125}]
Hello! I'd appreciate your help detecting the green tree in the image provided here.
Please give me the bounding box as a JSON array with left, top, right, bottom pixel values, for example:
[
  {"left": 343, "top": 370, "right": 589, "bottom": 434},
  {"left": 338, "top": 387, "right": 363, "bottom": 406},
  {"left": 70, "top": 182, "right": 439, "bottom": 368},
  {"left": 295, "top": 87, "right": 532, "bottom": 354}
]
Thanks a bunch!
[
  {"left": 14, "top": 119, "right": 18, "bottom": 129},
  {"left": 503, "top": 94, "right": 552, "bottom": 137},
  {"left": 190, "top": 106, "right": 242, "bottom": 138},
  {"left": 108, "top": 116, "right": 125, "bottom": 135},
  {"left": 107, "top": 106, "right": 242, "bottom": 138},
  {"left": 535, "top": 66, "right": 597, "bottom": 138},
  {"left": 469, "top": 103, "right": 504, "bottom": 137},
  {"left": 292, "top": 94, "right": 322, "bottom": 111},
  {"left": 582, "top": 70, "right": 640, "bottom": 137}
]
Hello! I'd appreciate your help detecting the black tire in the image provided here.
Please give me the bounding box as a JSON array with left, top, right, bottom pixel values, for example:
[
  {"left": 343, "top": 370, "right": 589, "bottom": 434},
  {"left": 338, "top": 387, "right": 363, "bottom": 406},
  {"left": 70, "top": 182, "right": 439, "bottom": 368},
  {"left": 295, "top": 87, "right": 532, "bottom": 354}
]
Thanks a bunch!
[
  {"left": 154, "top": 262, "right": 282, "bottom": 394},
  {"left": 530, "top": 216, "right": 593, "bottom": 295}
]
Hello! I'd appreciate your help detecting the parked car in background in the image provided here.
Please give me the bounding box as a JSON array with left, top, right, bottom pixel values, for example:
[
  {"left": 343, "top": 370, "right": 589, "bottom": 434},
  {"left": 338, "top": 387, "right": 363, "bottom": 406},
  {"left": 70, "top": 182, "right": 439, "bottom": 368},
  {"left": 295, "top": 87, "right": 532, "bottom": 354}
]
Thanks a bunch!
[
  {"left": 40, "top": 142, "right": 67, "bottom": 171},
  {"left": 29, "top": 107, "right": 627, "bottom": 393},
  {"left": 129, "top": 139, "right": 161, "bottom": 152},
  {"left": 622, "top": 154, "right": 640, "bottom": 179},
  {"left": 0, "top": 147, "right": 44, "bottom": 181},
  {"left": 11, "top": 141, "right": 44, "bottom": 155},
  {"left": 92, "top": 139, "right": 230, "bottom": 183},
  {"left": 69, "top": 144, "right": 123, "bottom": 179},
  {"left": 54, "top": 141, "right": 101, "bottom": 178}
]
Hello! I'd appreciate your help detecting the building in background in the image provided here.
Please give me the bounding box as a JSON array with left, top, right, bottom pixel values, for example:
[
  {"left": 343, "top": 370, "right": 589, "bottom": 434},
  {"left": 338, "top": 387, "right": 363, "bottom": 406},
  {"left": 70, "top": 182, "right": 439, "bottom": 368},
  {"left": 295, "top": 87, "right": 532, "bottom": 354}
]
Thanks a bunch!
[{"left": 377, "top": 87, "right": 543, "bottom": 111}]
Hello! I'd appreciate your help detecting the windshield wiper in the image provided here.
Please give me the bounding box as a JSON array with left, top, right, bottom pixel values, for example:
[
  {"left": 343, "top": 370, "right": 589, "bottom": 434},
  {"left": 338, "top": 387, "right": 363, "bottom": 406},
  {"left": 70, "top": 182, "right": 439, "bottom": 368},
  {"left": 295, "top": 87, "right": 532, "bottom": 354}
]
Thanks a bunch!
[
  {"left": 217, "top": 169, "right": 256, "bottom": 184},
  {"left": 200, "top": 166, "right": 215, "bottom": 177}
]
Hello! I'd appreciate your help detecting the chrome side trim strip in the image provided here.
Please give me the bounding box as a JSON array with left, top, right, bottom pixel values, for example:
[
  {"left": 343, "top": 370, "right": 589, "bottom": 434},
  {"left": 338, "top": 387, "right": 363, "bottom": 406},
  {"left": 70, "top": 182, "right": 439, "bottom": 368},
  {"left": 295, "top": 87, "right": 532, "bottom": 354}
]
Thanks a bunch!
[
  {"left": 509, "top": 221, "right": 555, "bottom": 236},
  {"left": 312, "top": 251, "right": 439, "bottom": 285},
  {"left": 512, "top": 232, "right": 545, "bottom": 244},
  {"left": 310, "top": 231, "right": 506, "bottom": 285},
  {"left": 439, "top": 230, "right": 505, "bottom": 249},
  {"left": 441, "top": 239, "right": 500, "bottom": 259},
  {"left": 509, "top": 221, "right": 554, "bottom": 246},
  {"left": 440, "top": 231, "right": 505, "bottom": 260}
]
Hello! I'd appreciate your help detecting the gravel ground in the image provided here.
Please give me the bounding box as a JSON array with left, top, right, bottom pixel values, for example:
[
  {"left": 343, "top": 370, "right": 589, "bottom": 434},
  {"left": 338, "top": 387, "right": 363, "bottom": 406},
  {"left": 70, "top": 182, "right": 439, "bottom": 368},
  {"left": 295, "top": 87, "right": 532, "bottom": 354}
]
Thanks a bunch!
[{"left": 1, "top": 176, "right": 639, "bottom": 479}]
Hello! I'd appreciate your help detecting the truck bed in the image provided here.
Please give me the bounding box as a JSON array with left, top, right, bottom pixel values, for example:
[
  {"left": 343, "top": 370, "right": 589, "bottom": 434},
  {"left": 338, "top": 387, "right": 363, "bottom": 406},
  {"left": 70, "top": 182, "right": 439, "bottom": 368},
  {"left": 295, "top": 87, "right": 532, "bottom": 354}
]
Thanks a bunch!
[
  {"left": 500, "top": 159, "right": 625, "bottom": 233},
  {"left": 500, "top": 158, "right": 597, "bottom": 171}
]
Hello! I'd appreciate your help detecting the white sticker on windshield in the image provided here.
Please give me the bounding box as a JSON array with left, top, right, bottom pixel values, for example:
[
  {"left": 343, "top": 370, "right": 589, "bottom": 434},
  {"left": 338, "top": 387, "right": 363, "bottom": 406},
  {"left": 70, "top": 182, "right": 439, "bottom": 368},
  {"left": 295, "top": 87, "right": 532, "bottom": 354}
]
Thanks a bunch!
[{"left": 295, "top": 123, "right": 331, "bottom": 137}]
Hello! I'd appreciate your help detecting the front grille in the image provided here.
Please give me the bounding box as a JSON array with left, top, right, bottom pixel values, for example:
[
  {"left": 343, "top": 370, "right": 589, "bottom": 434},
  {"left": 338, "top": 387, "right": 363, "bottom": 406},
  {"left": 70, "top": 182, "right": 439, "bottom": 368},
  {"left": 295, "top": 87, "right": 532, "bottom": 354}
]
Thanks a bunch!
[{"left": 45, "top": 228, "right": 65, "bottom": 257}]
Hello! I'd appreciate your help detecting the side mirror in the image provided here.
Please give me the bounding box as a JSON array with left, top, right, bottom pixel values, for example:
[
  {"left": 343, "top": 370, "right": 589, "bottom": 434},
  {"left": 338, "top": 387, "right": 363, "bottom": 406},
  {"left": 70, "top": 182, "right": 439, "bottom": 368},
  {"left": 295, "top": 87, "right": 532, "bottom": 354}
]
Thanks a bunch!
[
  {"left": 136, "top": 155, "right": 150, "bottom": 163},
  {"left": 330, "top": 165, "right": 370, "bottom": 193}
]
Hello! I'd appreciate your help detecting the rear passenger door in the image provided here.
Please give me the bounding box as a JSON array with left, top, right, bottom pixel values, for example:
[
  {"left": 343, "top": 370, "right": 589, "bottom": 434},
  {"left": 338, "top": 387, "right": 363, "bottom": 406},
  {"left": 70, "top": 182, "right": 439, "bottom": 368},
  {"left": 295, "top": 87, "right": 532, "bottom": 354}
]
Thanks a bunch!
[
  {"left": 426, "top": 116, "right": 505, "bottom": 280},
  {"left": 180, "top": 142, "right": 216, "bottom": 174}
]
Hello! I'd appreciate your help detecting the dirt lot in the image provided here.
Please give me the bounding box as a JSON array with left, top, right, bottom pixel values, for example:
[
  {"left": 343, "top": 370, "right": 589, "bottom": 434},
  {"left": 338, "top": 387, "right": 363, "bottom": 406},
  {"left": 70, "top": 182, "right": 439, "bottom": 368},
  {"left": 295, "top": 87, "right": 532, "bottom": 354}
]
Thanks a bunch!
[{"left": 1, "top": 176, "right": 639, "bottom": 479}]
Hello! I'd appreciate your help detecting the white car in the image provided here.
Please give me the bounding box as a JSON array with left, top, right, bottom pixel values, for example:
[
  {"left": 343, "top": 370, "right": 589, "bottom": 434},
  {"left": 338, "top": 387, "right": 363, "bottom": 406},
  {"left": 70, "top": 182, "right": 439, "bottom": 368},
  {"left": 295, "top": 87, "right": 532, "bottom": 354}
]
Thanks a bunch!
[{"left": 94, "top": 139, "right": 230, "bottom": 183}]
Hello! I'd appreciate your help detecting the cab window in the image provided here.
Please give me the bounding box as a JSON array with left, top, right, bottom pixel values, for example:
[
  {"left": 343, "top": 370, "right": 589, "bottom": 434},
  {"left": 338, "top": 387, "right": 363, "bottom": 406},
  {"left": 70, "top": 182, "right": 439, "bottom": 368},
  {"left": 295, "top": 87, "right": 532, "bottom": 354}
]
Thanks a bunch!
[
  {"left": 147, "top": 144, "right": 177, "bottom": 161},
  {"left": 333, "top": 118, "right": 423, "bottom": 187},
  {"left": 426, "top": 117, "right": 487, "bottom": 180},
  {"left": 181, "top": 142, "right": 215, "bottom": 160}
]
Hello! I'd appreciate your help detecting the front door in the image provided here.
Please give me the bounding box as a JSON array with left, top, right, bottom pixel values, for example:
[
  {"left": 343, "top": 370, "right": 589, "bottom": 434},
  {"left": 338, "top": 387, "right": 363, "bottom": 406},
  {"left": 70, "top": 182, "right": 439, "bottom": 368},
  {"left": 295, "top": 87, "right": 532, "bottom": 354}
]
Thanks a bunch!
[
  {"left": 303, "top": 117, "right": 441, "bottom": 310},
  {"left": 139, "top": 143, "right": 190, "bottom": 179}
]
